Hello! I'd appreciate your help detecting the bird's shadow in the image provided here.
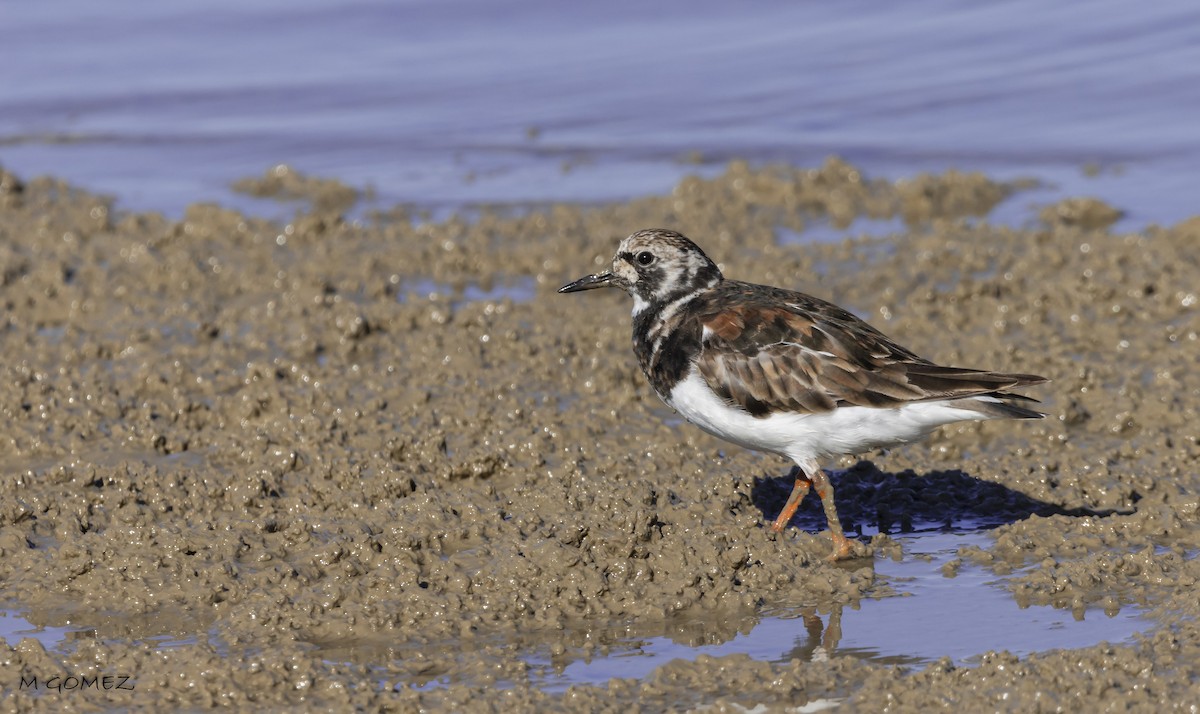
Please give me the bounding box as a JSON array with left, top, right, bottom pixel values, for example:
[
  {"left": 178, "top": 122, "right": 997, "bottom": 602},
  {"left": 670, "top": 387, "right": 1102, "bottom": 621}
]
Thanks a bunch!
[{"left": 751, "top": 460, "right": 1132, "bottom": 536}]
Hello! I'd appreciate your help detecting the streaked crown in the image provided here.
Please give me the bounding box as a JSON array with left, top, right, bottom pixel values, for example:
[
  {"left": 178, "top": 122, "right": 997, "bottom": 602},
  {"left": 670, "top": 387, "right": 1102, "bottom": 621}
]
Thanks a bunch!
[{"left": 610, "top": 229, "right": 723, "bottom": 307}]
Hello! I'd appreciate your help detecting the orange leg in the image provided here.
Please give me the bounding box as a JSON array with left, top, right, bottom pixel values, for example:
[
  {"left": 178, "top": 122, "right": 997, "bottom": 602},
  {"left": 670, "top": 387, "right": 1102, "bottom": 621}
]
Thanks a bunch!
[
  {"left": 772, "top": 466, "right": 855, "bottom": 561},
  {"left": 810, "top": 469, "right": 853, "bottom": 561},
  {"left": 770, "top": 467, "right": 812, "bottom": 532}
]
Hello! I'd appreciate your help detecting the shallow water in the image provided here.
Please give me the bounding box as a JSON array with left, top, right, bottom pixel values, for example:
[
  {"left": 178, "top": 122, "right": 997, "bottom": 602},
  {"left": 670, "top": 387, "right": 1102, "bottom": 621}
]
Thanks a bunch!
[
  {"left": 2, "top": 530, "right": 1145, "bottom": 698},
  {"left": 527, "top": 531, "right": 1146, "bottom": 689},
  {"left": 2, "top": 116, "right": 1198, "bottom": 708},
  {"left": 0, "top": 611, "right": 77, "bottom": 653},
  {"left": 2, "top": 0, "right": 1198, "bottom": 227}
]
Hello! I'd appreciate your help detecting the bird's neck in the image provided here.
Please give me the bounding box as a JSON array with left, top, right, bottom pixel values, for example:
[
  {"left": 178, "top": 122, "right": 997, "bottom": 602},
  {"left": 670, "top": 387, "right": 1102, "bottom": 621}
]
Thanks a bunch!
[{"left": 630, "top": 285, "right": 712, "bottom": 397}]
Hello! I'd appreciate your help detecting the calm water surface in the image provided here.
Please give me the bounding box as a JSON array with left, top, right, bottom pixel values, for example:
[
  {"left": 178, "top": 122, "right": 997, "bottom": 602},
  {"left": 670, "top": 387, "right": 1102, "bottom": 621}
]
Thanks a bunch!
[{"left": 1, "top": 0, "right": 1197, "bottom": 226}]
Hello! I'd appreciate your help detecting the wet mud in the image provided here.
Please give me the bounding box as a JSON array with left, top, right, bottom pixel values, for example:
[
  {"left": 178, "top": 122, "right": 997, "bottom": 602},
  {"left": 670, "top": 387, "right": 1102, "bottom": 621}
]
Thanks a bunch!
[{"left": 0, "top": 158, "right": 1197, "bottom": 710}]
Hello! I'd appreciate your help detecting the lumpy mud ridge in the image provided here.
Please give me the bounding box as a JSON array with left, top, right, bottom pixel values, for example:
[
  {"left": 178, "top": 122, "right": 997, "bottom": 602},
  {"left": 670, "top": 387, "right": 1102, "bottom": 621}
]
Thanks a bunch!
[{"left": 0, "top": 160, "right": 1198, "bottom": 710}]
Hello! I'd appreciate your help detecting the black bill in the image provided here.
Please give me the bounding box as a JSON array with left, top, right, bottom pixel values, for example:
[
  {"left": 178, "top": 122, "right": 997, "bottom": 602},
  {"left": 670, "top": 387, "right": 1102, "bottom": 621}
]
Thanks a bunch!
[{"left": 558, "top": 272, "right": 615, "bottom": 293}]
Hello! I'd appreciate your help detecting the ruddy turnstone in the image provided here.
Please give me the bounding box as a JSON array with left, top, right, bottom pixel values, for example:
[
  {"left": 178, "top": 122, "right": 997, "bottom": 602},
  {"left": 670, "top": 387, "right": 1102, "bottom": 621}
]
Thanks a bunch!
[{"left": 560, "top": 228, "right": 1047, "bottom": 561}]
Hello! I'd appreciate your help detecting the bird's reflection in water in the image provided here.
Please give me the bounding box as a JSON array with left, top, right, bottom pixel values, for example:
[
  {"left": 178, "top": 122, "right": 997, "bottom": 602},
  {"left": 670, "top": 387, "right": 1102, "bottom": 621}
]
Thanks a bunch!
[
  {"left": 652, "top": 602, "right": 853, "bottom": 664},
  {"left": 780, "top": 605, "right": 843, "bottom": 663}
]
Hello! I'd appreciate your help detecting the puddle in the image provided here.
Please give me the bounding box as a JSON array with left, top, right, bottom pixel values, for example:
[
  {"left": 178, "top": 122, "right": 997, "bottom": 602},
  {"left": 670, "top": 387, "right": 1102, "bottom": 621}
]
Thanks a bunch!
[
  {"left": 512, "top": 531, "right": 1147, "bottom": 690},
  {"left": 843, "top": 531, "right": 1146, "bottom": 665},
  {"left": 325, "top": 529, "right": 1148, "bottom": 693},
  {"left": 396, "top": 276, "right": 537, "bottom": 306},
  {"left": 0, "top": 529, "right": 1153, "bottom": 698},
  {"left": 0, "top": 610, "right": 83, "bottom": 651}
]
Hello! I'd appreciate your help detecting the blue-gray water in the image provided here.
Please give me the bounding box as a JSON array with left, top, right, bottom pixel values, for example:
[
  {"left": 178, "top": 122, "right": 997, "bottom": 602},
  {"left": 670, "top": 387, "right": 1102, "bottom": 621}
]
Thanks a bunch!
[
  {"left": 2, "top": 0, "right": 1197, "bottom": 226},
  {"left": 3, "top": 533, "right": 1148, "bottom": 689}
]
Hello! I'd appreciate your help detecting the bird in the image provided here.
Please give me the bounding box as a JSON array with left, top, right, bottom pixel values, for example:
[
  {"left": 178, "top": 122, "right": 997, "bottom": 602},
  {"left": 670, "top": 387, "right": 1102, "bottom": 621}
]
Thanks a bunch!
[{"left": 559, "top": 228, "right": 1047, "bottom": 561}]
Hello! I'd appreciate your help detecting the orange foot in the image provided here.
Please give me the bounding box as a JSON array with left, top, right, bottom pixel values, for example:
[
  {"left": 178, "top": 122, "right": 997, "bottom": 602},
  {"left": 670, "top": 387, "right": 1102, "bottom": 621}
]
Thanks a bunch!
[{"left": 826, "top": 531, "right": 869, "bottom": 561}]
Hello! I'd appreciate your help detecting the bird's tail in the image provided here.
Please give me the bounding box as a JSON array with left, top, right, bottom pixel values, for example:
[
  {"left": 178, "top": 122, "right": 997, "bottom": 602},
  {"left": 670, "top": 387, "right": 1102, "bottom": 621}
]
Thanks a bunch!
[{"left": 948, "top": 392, "right": 1046, "bottom": 419}]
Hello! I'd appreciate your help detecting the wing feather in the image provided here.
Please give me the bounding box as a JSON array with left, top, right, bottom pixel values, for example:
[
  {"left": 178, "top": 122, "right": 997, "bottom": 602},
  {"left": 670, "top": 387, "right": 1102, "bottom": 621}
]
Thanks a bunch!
[{"left": 693, "top": 281, "right": 1046, "bottom": 417}]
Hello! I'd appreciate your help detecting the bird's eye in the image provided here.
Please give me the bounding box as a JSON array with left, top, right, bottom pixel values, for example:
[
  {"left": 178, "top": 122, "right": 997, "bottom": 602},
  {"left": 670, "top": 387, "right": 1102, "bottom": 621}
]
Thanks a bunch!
[{"left": 636, "top": 251, "right": 655, "bottom": 266}]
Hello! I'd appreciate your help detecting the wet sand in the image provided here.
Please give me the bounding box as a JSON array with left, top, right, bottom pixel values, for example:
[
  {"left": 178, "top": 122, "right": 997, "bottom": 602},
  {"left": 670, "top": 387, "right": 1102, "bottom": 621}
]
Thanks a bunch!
[{"left": 0, "top": 159, "right": 1198, "bottom": 710}]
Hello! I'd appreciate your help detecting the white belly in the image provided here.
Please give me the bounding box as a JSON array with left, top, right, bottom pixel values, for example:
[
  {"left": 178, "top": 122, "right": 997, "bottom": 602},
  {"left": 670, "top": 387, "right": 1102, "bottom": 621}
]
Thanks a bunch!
[{"left": 664, "top": 369, "right": 990, "bottom": 464}]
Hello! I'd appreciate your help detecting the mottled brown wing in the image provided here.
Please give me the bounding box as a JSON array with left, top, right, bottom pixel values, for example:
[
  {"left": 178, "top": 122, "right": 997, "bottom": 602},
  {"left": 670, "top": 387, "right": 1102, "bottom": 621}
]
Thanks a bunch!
[{"left": 694, "top": 282, "right": 1046, "bottom": 417}]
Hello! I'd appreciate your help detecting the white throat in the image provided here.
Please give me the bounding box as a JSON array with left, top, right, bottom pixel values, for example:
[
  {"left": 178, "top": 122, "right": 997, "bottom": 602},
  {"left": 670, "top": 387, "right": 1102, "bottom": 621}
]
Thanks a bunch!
[{"left": 631, "top": 293, "right": 651, "bottom": 316}]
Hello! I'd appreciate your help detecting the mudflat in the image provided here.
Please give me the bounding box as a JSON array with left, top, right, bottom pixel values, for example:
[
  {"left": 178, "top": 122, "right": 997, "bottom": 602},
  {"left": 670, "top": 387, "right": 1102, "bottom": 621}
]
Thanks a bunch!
[{"left": 1, "top": 159, "right": 1197, "bottom": 711}]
